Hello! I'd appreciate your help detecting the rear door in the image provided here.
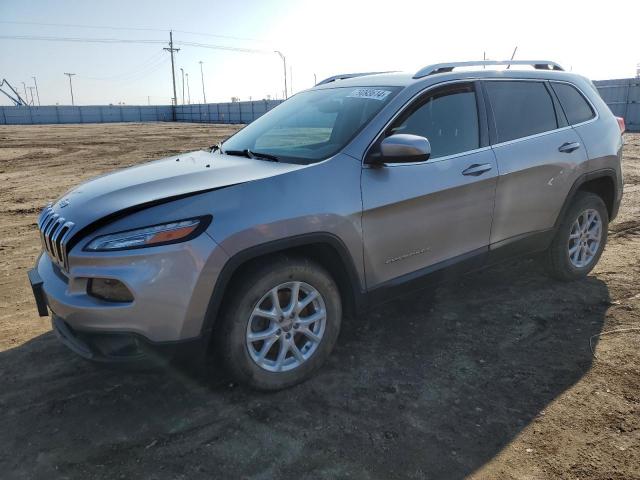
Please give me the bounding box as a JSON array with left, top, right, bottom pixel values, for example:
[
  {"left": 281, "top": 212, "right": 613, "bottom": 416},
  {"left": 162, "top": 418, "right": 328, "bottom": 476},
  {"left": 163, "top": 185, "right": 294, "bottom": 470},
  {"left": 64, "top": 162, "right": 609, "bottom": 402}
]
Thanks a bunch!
[
  {"left": 483, "top": 80, "right": 588, "bottom": 244},
  {"left": 361, "top": 82, "right": 498, "bottom": 288}
]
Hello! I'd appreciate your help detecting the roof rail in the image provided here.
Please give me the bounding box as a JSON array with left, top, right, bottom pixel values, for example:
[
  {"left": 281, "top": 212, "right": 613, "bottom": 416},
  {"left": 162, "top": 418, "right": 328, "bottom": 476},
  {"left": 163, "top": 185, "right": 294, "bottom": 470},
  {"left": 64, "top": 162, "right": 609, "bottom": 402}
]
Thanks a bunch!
[
  {"left": 413, "top": 60, "right": 564, "bottom": 79},
  {"left": 316, "top": 71, "right": 394, "bottom": 86}
]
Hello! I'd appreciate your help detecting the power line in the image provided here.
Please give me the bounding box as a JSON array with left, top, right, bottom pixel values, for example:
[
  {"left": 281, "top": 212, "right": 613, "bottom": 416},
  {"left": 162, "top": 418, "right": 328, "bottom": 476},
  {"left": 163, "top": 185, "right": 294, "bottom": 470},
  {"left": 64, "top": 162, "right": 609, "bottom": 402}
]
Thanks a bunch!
[
  {"left": 172, "top": 29, "right": 263, "bottom": 44},
  {"left": 0, "top": 20, "right": 265, "bottom": 43},
  {"left": 176, "top": 40, "right": 270, "bottom": 54},
  {"left": 0, "top": 34, "right": 165, "bottom": 44},
  {"left": 81, "top": 57, "right": 169, "bottom": 87},
  {"left": 0, "top": 35, "right": 273, "bottom": 54},
  {"left": 76, "top": 50, "right": 166, "bottom": 81},
  {"left": 0, "top": 20, "right": 168, "bottom": 33}
]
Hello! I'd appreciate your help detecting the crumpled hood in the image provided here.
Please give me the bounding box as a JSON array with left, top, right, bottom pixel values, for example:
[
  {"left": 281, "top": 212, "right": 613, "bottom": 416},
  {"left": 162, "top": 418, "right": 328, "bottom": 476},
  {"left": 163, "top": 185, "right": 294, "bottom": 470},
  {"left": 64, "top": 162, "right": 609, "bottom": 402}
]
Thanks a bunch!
[{"left": 47, "top": 150, "right": 307, "bottom": 231}]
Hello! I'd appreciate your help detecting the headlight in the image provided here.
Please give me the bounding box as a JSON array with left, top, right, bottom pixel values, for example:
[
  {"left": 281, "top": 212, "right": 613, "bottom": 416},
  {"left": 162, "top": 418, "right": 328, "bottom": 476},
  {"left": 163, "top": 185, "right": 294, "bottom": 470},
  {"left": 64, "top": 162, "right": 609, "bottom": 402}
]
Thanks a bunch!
[{"left": 84, "top": 217, "right": 209, "bottom": 251}]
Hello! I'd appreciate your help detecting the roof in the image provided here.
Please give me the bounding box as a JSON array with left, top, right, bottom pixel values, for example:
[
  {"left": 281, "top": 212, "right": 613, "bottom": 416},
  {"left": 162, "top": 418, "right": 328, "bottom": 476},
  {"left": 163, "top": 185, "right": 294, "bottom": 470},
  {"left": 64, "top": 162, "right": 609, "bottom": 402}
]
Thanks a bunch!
[{"left": 313, "top": 60, "right": 586, "bottom": 90}]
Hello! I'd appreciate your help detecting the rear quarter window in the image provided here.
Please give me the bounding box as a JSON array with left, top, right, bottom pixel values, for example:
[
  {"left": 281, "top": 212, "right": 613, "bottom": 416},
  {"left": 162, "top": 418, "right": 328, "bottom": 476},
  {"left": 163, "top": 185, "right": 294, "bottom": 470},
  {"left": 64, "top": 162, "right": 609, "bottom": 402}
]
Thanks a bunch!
[
  {"left": 485, "top": 81, "right": 558, "bottom": 143},
  {"left": 550, "top": 82, "right": 595, "bottom": 125}
]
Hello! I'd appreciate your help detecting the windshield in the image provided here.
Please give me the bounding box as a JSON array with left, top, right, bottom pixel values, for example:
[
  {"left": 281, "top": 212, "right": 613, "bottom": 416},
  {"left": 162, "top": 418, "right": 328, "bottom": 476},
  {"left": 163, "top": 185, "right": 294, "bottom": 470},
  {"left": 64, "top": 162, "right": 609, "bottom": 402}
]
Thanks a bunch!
[{"left": 221, "top": 86, "right": 400, "bottom": 164}]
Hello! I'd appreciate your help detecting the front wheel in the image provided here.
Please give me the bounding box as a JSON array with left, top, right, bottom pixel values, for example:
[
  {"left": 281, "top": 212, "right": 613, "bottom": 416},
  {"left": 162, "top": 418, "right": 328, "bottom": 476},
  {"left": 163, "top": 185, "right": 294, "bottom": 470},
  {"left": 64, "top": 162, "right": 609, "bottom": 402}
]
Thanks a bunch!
[
  {"left": 217, "top": 255, "right": 342, "bottom": 390},
  {"left": 545, "top": 192, "right": 609, "bottom": 281}
]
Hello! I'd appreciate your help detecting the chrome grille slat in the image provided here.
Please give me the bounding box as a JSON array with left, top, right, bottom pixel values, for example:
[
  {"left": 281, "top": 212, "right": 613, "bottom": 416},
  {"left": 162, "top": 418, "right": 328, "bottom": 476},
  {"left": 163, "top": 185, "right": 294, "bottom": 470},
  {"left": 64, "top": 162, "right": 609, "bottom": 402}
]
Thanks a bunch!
[
  {"left": 44, "top": 214, "right": 60, "bottom": 255},
  {"left": 37, "top": 204, "right": 75, "bottom": 272},
  {"left": 39, "top": 210, "right": 56, "bottom": 247},
  {"left": 49, "top": 219, "right": 65, "bottom": 263},
  {"left": 58, "top": 222, "right": 75, "bottom": 271}
]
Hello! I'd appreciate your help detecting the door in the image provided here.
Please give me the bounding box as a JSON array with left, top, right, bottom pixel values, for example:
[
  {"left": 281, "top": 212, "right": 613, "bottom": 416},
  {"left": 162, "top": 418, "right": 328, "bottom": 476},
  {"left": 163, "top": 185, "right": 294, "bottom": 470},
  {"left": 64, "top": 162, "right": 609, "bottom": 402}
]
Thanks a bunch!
[
  {"left": 361, "top": 82, "right": 498, "bottom": 288},
  {"left": 482, "top": 80, "right": 589, "bottom": 244}
]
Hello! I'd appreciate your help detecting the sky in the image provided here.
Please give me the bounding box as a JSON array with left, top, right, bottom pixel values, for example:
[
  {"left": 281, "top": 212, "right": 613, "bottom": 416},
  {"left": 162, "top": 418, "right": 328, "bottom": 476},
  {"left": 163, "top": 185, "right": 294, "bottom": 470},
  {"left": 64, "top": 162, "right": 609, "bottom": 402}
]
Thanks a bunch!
[{"left": 1, "top": 0, "right": 638, "bottom": 106}]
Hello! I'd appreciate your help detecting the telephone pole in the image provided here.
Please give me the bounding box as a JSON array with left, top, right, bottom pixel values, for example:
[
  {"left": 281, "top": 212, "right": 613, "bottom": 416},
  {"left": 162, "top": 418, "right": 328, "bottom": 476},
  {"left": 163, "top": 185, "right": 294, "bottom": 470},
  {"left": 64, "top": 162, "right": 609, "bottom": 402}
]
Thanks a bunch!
[
  {"left": 21, "top": 81, "right": 27, "bottom": 100},
  {"left": 199, "top": 61, "right": 206, "bottom": 104},
  {"left": 180, "top": 67, "right": 185, "bottom": 104},
  {"left": 274, "top": 51, "right": 287, "bottom": 99},
  {"left": 32, "top": 76, "right": 41, "bottom": 106},
  {"left": 63, "top": 73, "right": 75, "bottom": 105},
  {"left": 28, "top": 86, "right": 36, "bottom": 106},
  {"left": 185, "top": 72, "right": 191, "bottom": 104},
  {"left": 506, "top": 46, "right": 518, "bottom": 69},
  {"left": 163, "top": 30, "right": 180, "bottom": 119}
]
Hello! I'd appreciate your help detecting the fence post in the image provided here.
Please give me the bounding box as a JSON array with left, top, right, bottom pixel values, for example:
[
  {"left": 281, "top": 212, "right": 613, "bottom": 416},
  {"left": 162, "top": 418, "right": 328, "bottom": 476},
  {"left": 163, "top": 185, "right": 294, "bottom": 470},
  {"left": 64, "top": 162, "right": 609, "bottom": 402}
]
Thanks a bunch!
[
  {"left": 1, "top": 107, "right": 6, "bottom": 125},
  {"left": 623, "top": 79, "right": 631, "bottom": 122}
]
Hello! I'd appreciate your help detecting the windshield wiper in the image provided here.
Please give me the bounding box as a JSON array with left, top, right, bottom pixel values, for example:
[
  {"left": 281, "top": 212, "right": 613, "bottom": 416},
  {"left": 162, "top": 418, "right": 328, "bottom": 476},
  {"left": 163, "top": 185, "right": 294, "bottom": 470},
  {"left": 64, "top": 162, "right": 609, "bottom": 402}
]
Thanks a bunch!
[{"left": 223, "top": 149, "right": 280, "bottom": 162}]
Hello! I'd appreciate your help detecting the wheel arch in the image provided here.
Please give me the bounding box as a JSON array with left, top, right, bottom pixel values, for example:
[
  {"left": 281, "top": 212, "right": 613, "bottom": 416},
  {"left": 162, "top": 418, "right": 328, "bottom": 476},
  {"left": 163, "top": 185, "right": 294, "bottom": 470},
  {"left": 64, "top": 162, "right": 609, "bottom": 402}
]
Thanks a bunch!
[
  {"left": 200, "top": 233, "right": 365, "bottom": 344},
  {"left": 555, "top": 168, "right": 619, "bottom": 228}
]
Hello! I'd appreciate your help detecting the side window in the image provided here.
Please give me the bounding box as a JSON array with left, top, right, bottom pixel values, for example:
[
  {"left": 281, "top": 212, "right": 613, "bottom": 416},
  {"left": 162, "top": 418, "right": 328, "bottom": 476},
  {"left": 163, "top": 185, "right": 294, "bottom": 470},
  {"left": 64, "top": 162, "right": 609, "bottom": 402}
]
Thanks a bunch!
[
  {"left": 389, "top": 85, "right": 479, "bottom": 159},
  {"left": 550, "top": 82, "right": 595, "bottom": 125},
  {"left": 485, "top": 81, "right": 558, "bottom": 143}
]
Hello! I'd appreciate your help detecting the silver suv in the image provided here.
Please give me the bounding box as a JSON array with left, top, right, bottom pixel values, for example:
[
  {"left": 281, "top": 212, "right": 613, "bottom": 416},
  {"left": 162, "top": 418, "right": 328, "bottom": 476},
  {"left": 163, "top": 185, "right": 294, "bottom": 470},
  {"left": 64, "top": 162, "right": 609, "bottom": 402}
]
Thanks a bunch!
[{"left": 29, "top": 60, "right": 624, "bottom": 390}]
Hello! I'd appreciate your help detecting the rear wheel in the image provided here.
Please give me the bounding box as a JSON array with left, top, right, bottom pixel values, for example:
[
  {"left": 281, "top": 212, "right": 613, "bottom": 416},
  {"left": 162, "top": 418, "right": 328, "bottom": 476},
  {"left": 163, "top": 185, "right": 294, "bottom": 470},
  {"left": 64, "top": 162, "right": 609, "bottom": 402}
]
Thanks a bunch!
[
  {"left": 217, "top": 255, "right": 342, "bottom": 390},
  {"left": 545, "top": 192, "right": 608, "bottom": 281}
]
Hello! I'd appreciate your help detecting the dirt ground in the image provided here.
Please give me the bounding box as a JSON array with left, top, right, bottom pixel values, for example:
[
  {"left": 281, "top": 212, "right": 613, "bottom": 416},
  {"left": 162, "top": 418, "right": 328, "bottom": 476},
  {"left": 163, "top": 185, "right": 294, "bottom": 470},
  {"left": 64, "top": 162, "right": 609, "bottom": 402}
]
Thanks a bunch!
[{"left": 0, "top": 123, "right": 638, "bottom": 480}]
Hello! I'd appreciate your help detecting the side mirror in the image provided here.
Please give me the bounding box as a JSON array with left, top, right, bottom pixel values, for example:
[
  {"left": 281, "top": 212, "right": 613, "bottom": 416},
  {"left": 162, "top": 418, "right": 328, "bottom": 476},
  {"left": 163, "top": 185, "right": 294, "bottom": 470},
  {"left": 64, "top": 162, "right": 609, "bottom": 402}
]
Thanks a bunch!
[{"left": 366, "top": 134, "right": 431, "bottom": 165}]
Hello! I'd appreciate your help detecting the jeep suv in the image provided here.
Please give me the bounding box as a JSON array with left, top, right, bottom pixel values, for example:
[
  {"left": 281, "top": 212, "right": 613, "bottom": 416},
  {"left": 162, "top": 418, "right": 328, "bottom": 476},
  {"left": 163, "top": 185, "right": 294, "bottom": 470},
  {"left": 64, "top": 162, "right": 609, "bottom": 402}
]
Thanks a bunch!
[{"left": 29, "top": 60, "right": 624, "bottom": 390}]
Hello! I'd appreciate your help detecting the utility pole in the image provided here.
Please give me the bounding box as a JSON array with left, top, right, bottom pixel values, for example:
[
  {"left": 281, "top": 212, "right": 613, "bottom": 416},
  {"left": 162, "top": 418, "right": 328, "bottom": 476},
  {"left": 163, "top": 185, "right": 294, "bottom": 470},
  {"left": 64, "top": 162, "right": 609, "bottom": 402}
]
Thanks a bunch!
[
  {"left": 28, "top": 86, "right": 36, "bottom": 106},
  {"left": 32, "top": 76, "right": 41, "bottom": 106},
  {"left": 180, "top": 67, "right": 185, "bottom": 104},
  {"left": 186, "top": 73, "right": 191, "bottom": 104},
  {"left": 21, "top": 81, "right": 27, "bottom": 100},
  {"left": 506, "top": 46, "right": 518, "bottom": 69},
  {"left": 314, "top": 73, "right": 317, "bottom": 85},
  {"left": 163, "top": 30, "right": 180, "bottom": 119},
  {"left": 274, "top": 51, "right": 287, "bottom": 99},
  {"left": 199, "top": 61, "right": 206, "bottom": 104},
  {"left": 64, "top": 73, "right": 75, "bottom": 105},
  {"left": 290, "top": 65, "right": 293, "bottom": 96}
]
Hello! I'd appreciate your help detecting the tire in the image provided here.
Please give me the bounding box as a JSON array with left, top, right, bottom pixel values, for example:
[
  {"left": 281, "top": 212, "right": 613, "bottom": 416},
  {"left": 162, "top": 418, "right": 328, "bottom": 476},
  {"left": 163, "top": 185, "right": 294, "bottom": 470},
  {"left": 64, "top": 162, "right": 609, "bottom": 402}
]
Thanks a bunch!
[
  {"left": 545, "top": 191, "right": 609, "bottom": 281},
  {"left": 217, "top": 255, "right": 342, "bottom": 391}
]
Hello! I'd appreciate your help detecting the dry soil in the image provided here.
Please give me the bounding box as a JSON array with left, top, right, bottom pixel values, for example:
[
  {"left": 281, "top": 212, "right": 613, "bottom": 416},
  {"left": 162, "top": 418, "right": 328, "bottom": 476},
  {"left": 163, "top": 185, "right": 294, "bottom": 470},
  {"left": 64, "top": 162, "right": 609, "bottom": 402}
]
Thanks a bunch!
[{"left": 0, "top": 123, "right": 639, "bottom": 479}]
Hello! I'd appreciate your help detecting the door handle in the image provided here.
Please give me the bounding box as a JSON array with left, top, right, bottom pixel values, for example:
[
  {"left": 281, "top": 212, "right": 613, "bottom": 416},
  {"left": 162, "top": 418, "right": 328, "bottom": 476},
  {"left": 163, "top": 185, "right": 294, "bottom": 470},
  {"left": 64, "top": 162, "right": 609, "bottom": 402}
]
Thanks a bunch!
[
  {"left": 462, "top": 163, "right": 493, "bottom": 176},
  {"left": 558, "top": 141, "right": 581, "bottom": 153}
]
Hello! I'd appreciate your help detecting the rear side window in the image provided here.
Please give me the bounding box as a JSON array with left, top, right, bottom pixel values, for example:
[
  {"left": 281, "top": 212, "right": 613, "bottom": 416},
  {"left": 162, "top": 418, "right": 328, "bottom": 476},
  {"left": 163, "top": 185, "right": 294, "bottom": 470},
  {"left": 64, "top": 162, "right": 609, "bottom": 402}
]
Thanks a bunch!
[
  {"left": 389, "top": 85, "right": 479, "bottom": 159},
  {"left": 551, "top": 82, "right": 595, "bottom": 125},
  {"left": 485, "top": 81, "right": 558, "bottom": 143}
]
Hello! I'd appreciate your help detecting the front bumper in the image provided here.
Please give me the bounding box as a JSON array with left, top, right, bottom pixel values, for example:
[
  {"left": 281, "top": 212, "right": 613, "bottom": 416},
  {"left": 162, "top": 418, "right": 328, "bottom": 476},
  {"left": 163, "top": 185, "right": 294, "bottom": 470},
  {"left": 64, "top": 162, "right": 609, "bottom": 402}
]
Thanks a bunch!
[
  {"left": 50, "top": 315, "right": 203, "bottom": 363},
  {"left": 29, "top": 232, "right": 228, "bottom": 349}
]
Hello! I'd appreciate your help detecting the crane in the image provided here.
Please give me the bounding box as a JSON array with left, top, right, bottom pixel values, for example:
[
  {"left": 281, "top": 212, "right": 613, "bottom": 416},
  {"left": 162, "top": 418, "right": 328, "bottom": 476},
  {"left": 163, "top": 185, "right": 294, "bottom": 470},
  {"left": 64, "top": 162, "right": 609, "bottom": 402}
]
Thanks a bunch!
[{"left": 0, "top": 78, "right": 28, "bottom": 106}]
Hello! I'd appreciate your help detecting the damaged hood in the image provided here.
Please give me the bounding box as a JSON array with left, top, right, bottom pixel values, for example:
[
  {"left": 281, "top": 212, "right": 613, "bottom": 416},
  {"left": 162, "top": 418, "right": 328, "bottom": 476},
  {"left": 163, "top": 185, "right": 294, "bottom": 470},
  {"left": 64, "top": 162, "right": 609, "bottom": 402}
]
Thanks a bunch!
[{"left": 46, "top": 149, "right": 307, "bottom": 230}]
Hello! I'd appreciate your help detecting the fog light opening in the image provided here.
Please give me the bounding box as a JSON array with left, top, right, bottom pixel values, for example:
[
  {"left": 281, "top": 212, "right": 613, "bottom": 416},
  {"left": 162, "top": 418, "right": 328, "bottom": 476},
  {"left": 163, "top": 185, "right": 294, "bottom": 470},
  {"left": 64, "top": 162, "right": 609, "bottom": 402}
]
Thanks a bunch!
[{"left": 87, "top": 278, "right": 134, "bottom": 303}]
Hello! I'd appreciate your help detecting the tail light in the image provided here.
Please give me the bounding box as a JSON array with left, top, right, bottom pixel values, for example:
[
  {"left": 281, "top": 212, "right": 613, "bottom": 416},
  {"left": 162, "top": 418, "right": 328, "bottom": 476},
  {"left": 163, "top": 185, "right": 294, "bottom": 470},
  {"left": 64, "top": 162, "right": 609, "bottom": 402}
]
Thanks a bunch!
[{"left": 616, "top": 116, "right": 626, "bottom": 134}]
